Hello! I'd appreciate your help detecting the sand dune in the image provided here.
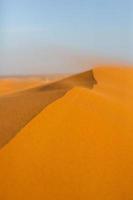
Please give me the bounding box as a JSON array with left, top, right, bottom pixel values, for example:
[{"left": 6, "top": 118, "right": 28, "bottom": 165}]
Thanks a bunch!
[
  {"left": 0, "top": 70, "right": 96, "bottom": 148},
  {"left": 0, "top": 75, "right": 65, "bottom": 96},
  {"left": 0, "top": 84, "right": 133, "bottom": 199},
  {"left": 93, "top": 67, "right": 133, "bottom": 102},
  {"left": 0, "top": 77, "right": 43, "bottom": 96},
  {"left": 0, "top": 67, "right": 133, "bottom": 199}
]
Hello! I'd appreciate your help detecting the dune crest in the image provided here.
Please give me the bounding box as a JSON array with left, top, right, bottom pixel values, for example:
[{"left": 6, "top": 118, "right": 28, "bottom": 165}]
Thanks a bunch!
[
  {"left": 0, "top": 83, "right": 133, "bottom": 199},
  {"left": 0, "top": 70, "right": 96, "bottom": 148}
]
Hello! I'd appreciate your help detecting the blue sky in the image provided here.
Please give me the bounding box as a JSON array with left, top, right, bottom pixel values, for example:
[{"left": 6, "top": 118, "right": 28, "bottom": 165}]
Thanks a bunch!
[{"left": 0, "top": 0, "right": 132, "bottom": 74}]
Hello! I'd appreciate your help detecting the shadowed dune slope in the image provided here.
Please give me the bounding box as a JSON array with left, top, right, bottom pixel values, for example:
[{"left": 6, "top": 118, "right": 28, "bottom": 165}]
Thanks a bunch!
[
  {"left": 0, "top": 70, "right": 96, "bottom": 148},
  {"left": 0, "top": 87, "right": 133, "bottom": 200}
]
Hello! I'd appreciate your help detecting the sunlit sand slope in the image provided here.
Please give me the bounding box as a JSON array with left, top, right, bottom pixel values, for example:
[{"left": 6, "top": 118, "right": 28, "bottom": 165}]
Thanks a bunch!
[
  {"left": 0, "top": 86, "right": 133, "bottom": 200},
  {"left": 0, "top": 70, "right": 96, "bottom": 148},
  {"left": 93, "top": 67, "right": 133, "bottom": 104}
]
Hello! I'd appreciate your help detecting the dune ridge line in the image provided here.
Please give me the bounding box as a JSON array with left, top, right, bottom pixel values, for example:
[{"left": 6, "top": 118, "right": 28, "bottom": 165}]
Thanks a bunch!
[{"left": 0, "top": 69, "right": 96, "bottom": 149}]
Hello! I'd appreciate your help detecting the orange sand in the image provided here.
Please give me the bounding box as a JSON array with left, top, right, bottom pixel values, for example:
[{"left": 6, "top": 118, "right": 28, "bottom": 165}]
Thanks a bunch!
[
  {"left": 0, "top": 78, "right": 44, "bottom": 96},
  {"left": 0, "top": 75, "right": 65, "bottom": 96},
  {"left": 0, "top": 70, "right": 94, "bottom": 148},
  {"left": 93, "top": 67, "right": 133, "bottom": 102},
  {"left": 0, "top": 67, "right": 133, "bottom": 199}
]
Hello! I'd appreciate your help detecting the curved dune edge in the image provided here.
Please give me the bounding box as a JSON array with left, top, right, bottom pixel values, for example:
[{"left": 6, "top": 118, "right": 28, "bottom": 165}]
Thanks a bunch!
[
  {"left": 0, "top": 83, "right": 133, "bottom": 199},
  {"left": 0, "top": 70, "right": 96, "bottom": 149}
]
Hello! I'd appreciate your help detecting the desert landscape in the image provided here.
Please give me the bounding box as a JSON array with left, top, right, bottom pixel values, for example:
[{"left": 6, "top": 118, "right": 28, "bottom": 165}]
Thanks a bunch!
[
  {"left": 0, "top": 75, "right": 66, "bottom": 96},
  {"left": 0, "top": 65, "right": 133, "bottom": 199},
  {"left": 1, "top": 0, "right": 132, "bottom": 198}
]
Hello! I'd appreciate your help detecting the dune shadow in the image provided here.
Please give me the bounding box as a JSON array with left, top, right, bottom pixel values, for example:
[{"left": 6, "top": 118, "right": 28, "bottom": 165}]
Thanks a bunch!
[{"left": 0, "top": 70, "right": 97, "bottom": 149}]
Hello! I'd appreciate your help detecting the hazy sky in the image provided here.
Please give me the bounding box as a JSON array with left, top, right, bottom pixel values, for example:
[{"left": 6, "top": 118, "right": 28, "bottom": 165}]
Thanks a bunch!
[{"left": 0, "top": 0, "right": 132, "bottom": 75}]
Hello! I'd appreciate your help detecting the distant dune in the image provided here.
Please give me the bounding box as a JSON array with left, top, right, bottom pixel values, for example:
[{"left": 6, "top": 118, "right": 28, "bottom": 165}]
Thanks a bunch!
[
  {"left": 0, "top": 77, "right": 43, "bottom": 96},
  {"left": 0, "top": 70, "right": 96, "bottom": 148},
  {"left": 0, "top": 71, "right": 133, "bottom": 199},
  {"left": 0, "top": 75, "right": 65, "bottom": 96}
]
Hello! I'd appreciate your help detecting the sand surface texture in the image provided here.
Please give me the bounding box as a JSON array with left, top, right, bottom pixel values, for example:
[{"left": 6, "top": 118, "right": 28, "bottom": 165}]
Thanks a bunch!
[
  {"left": 0, "top": 70, "right": 96, "bottom": 148},
  {"left": 0, "top": 77, "right": 43, "bottom": 96},
  {"left": 0, "top": 67, "right": 133, "bottom": 199}
]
